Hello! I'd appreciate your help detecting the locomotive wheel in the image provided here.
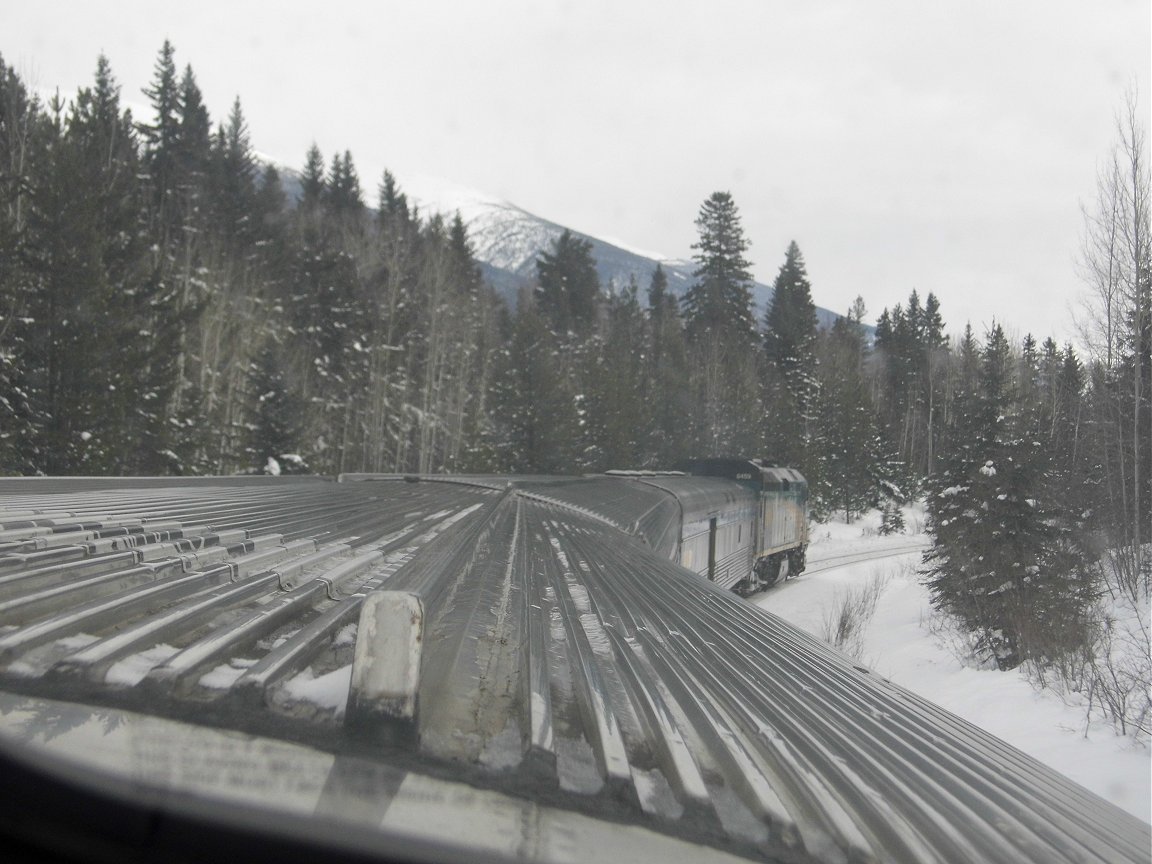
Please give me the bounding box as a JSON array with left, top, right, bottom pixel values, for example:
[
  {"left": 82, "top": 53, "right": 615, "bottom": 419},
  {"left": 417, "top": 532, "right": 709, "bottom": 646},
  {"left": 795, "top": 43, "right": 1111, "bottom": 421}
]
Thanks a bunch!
[
  {"left": 788, "top": 546, "right": 807, "bottom": 576},
  {"left": 755, "top": 555, "right": 782, "bottom": 588},
  {"left": 735, "top": 576, "right": 759, "bottom": 597}
]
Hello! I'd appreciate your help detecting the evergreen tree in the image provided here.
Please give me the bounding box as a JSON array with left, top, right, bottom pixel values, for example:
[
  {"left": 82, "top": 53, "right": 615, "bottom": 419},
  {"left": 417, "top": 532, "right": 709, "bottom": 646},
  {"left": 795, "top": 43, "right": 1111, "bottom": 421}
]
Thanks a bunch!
[
  {"left": 139, "top": 40, "right": 181, "bottom": 239},
  {"left": 176, "top": 65, "right": 211, "bottom": 186},
  {"left": 493, "top": 292, "right": 579, "bottom": 473},
  {"left": 327, "top": 150, "right": 364, "bottom": 216},
  {"left": 681, "top": 191, "right": 756, "bottom": 345},
  {"left": 535, "top": 229, "right": 600, "bottom": 336},
  {"left": 763, "top": 241, "right": 818, "bottom": 370},
  {"left": 378, "top": 170, "right": 410, "bottom": 226},
  {"left": 809, "top": 301, "right": 885, "bottom": 521},
  {"left": 25, "top": 56, "right": 181, "bottom": 473},
  {"left": 134, "top": 47, "right": 217, "bottom": 470},
  {"left": 643, "top": 265, "right": 691, "bottom": 466},
  {"left": 246, "top": 338, "right": 307, "bottom": 473},
  {"left": 873, "top": 290, "right": 949, "bottom": 480},
  {"left": 211, "top": 97, "right": 260, "bottom": 250},
  {"left": 582, "top": 278, "right": 647, "bottom": 470},
  {"left": 680, "top": 192, "right": 762, "bottom": 456},
  {"left": 0, "top": 48, "right": 516, "bottom": 480},
  {"left": 925, "top": 324, "right": 1095, "bottom": 668},
  {"left": 441, "top": 212, "right": 502, "bottom": 471},
  {"left": 300, "top": 143, "right": 326, "bottom": 208},
  {"left": 0, "top": 55, "right": 41, "bottom": 472},
  {"left": 762, "top": 241, "right": 818, "bottom": 468}
]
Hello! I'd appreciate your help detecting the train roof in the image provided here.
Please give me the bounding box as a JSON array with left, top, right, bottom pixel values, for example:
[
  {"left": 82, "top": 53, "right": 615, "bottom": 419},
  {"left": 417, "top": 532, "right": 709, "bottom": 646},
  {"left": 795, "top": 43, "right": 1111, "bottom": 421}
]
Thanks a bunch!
[
  {"left": 0, "top": 474, "right": 1145, "bottom": 864},
  {"left": 676, "top": 459, "right": 808, "bottom": 492},
  {"left": 613, "top": 474, "right": 758, "bottom": 527}
]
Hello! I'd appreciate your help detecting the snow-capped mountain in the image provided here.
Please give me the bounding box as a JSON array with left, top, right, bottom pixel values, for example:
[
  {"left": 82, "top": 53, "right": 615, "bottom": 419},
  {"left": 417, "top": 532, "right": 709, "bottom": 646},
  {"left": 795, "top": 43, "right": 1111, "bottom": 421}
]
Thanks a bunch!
[
  {"left": 272, "top": 160, "right": 840, "bottom": 324},
  {"left": 401, "top": 174, "right": 700, "bottom": 303},
  {"left": 403, "top": 175, "right": 845, "bottom": 326}
]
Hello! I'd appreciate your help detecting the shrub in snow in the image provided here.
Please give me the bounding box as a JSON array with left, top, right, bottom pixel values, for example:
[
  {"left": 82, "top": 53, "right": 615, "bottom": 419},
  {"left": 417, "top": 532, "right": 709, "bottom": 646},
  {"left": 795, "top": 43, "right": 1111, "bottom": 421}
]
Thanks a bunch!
[
  {"left": 819, "top": 573, "right": 890, "bottom": 659},
  {"left": 879, "top": 503, "right": 905, "bottom": 535}
]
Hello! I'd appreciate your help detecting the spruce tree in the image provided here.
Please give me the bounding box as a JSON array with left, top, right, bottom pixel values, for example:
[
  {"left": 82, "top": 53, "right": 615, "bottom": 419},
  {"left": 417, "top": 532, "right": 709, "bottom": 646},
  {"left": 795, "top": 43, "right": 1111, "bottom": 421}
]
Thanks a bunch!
[
  {"left": 682, "top": 191, "right": 756, "bottom": 345},
  {"left": 763, "top": 241, "right": 818, "bottom": 369},
  {"left": 873, "top": 290, "right": 949, "bottom": 481},
  {"left": 378, "top": 170, "right": 410, "bottom": 225},
  {"left": 680, "top": 192, "right": 762, "bottom": 456},
  {"left": 300, "top": 143, "right": 326, "bottom": 208},
  {"left": 0, "top": 56, "right": 40, "bottom": 472},
  {"left": 494, "top": 292, "right": 579, "bottom": 473},
  {"left": 139, "top": 40, "right": 181, "bottom": 238},
  {"left": 327, "top": 150, "right": 364, "bottom": 216},
  {"left": 644, "top": 265, "right": 691, "bottom": 467},
  {"left": 25, "top": 56, "right": 180, "bottom": 473},
  {"left": 246, "top": 339, "right": 307, "bottom": 473},
  {"left": 762, "top": 241, "right": 818, "bottom": 468},
  {"left": 535, "top": 229, "right": 600, "bottom": 336},
  {"left": 925, "top": 324, "right": 1095, "bottom": 668},
  {"left": 211, "top": 97, "right": 260, "bottom": 250},
  {"left": 810, "top": 303, "right": 884, "bottom": 521},
  {"left": 582, "top": 278, "right": 647, "bottom": 470}
]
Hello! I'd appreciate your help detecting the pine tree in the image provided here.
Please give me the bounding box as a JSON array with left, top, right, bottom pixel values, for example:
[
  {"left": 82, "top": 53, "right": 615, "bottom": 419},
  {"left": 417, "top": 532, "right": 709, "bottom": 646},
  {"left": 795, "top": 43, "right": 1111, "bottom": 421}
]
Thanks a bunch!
[
  {"left": 211, "top": 97, "right": 260, "bottom": 250},
  {"left": 762, "top": 241, "right": 818, "bottom": 468},
  {"left": 378, "top": 170, "right": 410, "bottom": 225},
  {"left": 139, "top": 40, "right": 181, "bottom": 239},
  {"left": 327, "top": 150, "right": 364, "bottom": 216},
  {"left": 679, "top": 192, "right": 762, "bottom": 456},
  {"left": 582, "top": 277, "right": 647, "bottom": 470},
  {"left": 300, "top": 143, "right": 326, "bottom": 208},
  {"left": 441, "top": 212, "right": 502, "bottom": 471},
  {"left": 24, "top": 56, "right": 180, "bottom": 473},
  {"left": 246, "top": 338, "right": 307, "bottom": 473},
  {"left": 763, "top": 241, "right": 818, "bottom": 370},
  {"left": 643, "top": 265, "right": 691, "bottom": 466},
  {"left": 535, "top": 229, "right": 600, "bottom": 336},
  {"left": 493, "top": 292, "right": 579, "bottom": 473},
  {"left": 810, "top": 301, "right": 884, "bottom": 521},
  {"left": 925, "top": 324, "right": 1095, "bottom": 668},
  {"left": 0, "top": 55, "right": 40, "bottom": 472},
  {"left": 682, "top": 191, "right": 756, "bottom": 345},
  {"left": 873, "top": 290, "right": 949, "bottom": 480}
]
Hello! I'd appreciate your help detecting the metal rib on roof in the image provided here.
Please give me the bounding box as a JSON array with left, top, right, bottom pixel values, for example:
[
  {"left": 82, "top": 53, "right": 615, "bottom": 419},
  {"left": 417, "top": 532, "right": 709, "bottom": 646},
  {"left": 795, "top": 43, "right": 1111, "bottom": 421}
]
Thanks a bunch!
[{"left": 0, "top": 475, "right": 1146, "bottom": 864}]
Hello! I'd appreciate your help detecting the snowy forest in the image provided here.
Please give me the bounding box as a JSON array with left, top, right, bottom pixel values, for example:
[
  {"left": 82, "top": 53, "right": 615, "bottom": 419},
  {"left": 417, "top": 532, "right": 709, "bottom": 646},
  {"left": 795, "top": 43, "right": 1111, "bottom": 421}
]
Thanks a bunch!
[{"left": 0, "top": 46, "right": 1148, "bottom": 732}]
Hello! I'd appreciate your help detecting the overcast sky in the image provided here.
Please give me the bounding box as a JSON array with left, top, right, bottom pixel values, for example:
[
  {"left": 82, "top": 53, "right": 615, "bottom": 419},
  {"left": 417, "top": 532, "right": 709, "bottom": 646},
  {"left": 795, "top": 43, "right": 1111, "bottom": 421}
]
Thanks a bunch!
[{"left": 5, "top": 1, "right": 1149, "bottom": 342}]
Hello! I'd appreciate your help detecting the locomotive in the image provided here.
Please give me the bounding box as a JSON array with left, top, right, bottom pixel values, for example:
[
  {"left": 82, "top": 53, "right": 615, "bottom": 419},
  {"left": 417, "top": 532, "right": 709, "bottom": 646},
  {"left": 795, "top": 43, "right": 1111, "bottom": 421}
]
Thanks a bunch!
[{"left": 605, "top": 458, "right": 809, "bottom": 594}]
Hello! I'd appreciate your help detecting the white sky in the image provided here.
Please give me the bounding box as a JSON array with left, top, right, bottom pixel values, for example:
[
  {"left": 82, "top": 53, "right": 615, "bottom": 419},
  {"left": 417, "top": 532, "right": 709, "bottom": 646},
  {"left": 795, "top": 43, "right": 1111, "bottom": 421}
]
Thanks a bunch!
[{"left": 4, "top": 1, "right": 1149, "bottom": 342}]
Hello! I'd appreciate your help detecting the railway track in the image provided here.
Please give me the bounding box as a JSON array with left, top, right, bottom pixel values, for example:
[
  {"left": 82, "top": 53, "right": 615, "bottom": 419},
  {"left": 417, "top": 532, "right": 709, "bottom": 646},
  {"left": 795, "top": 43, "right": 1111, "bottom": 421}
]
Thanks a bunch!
[
  {"left": 750, "top": 541, "right": 928, "bottom": 596},
  {"left": 800, "top": 541, "right": 928, "bottom": 577}
]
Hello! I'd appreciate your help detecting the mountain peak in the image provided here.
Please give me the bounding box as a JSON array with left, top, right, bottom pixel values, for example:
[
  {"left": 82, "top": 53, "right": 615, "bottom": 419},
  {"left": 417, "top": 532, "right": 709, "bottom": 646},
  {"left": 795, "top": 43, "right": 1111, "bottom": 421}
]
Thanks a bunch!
[{"left": 264, "top": 156, "right": 842, "bottom": 325}]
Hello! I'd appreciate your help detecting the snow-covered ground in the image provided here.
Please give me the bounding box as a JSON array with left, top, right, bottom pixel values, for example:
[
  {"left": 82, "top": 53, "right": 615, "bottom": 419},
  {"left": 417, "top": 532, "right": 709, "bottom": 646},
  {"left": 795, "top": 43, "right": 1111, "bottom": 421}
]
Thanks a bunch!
[{"left": 755, "top": 504, "right": 1151, "bottom": 824}]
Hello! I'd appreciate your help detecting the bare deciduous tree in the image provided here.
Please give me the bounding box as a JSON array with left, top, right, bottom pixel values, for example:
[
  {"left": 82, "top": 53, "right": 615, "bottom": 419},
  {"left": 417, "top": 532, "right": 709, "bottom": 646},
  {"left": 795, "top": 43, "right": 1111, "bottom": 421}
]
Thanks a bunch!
[{"left": 1077, "top": 88, "right": 1151, "bottom": 591}]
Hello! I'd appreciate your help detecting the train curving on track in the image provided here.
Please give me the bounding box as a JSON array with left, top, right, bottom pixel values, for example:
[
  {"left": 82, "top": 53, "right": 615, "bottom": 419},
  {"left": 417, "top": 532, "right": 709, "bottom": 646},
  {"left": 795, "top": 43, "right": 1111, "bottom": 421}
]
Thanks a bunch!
[
  {"left": 579, "top": 458, "right": 808, "bottom": 593},
  {"left": 0, "top": 470, "right": 1146, "bottom": 864}
]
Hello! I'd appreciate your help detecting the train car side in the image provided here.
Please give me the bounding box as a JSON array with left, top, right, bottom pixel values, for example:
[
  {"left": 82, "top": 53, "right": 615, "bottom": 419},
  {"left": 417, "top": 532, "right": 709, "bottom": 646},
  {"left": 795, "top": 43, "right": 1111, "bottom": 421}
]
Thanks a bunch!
[
  {"left": 629, "top": 475, "right": 759, "bottom": 591},
  {"left": 627, "top": 459, "right": 809, "bottom": 594}
]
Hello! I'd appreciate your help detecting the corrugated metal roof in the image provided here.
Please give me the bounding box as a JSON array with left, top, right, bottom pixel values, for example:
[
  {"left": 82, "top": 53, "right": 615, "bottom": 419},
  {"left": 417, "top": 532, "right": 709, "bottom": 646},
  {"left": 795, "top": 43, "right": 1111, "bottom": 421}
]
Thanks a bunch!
[{"left": 0, "top": 475, "right": 1146, "bottom": 864}]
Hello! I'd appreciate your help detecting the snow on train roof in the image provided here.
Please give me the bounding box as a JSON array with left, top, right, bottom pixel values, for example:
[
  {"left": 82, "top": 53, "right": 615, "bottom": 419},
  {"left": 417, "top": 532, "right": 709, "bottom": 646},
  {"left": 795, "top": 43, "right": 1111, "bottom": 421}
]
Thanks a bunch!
[{"left": 0, "top": 475, "right": 1146, "bottom": 864}]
